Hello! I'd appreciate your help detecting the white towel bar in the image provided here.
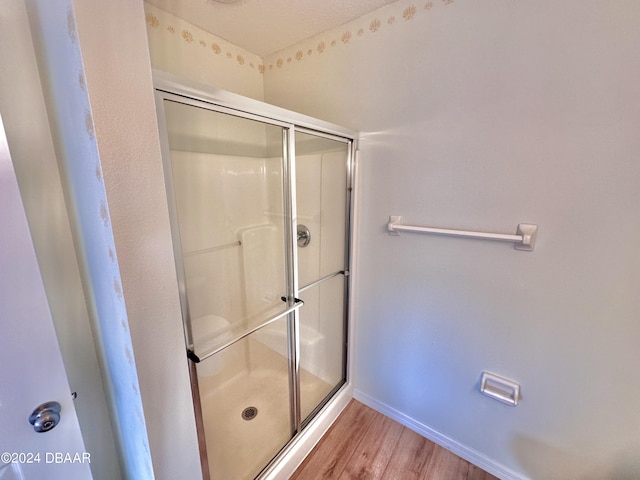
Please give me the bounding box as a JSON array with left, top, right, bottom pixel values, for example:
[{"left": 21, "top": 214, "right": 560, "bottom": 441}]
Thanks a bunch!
[{"left": 388, "top": 215, "right": 538, "bottom": 251}]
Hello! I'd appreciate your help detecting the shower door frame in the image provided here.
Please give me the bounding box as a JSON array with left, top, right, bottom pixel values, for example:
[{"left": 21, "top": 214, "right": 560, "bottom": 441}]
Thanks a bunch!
[{"left": 153, "top": 70, "right": 358, "bottom": 479}]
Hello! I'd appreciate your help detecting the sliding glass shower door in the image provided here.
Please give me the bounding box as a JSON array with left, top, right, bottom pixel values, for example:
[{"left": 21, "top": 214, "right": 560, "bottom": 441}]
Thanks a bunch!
[
  {"left": 160, "top": 98, "right": 295, "bottom": 479},
  {"left": 294, "top": 131, "right": 350, "bottom": 425},
  {"left": 155, "top": 88, "right": 353, "bottom": 479}
]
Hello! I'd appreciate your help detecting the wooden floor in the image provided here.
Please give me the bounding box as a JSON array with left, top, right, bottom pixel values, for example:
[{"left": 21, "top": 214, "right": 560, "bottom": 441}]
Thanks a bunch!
[{"left": 291, "top": 400, "right": 498, "bottom": 480}]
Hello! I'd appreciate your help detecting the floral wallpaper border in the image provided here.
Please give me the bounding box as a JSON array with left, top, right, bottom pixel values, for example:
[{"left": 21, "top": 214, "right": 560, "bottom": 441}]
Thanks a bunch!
[
  {"left": 145, "top": 0, "right": 455, "bottom": 75},
  {"left": 264, "top": 0, "right": 454, "bottom": 72},
  {"left": 144, "top": 3, "right": 265, "bottom": 74}
]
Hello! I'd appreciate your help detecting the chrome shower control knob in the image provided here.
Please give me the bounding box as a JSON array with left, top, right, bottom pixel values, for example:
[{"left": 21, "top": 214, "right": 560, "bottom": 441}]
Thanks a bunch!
[
  {"left": 297, "top": 224, "right": 311, "bottom": 247},
  {"left": 29, "top": 401, "right": 61, "bottom": 433}
]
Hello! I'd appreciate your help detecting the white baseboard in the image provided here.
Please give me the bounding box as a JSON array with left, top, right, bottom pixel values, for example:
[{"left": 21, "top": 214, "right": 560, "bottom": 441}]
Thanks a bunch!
[
  {"left": 261, "top": 383, "right": 353, "bottom": 480},
  {"left": 353, "top": 389, "right": 527, "bottom": 480}
]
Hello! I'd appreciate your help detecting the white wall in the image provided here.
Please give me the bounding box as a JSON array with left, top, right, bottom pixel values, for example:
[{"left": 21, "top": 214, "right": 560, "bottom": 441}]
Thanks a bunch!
[{"left": 264, "top": 0, "right": 640, "bottom": 478}]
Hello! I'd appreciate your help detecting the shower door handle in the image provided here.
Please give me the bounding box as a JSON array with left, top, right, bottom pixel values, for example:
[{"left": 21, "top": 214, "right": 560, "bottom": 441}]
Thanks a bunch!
[
  {"left": 281, "top": 296, "right": 304, "bottom": 304},
  {"left": 187, "top": 299, "right": 304, "bottom": 363}
]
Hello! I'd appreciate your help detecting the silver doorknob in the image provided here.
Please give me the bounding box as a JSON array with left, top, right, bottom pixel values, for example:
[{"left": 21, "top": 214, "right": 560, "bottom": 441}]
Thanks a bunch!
[{"left": 29, "top": 401, "right": 61, "bottom": 433}]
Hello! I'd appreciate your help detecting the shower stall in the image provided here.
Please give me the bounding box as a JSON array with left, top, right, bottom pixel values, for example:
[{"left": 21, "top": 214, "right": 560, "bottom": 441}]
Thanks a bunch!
[{"left": 153, "top": 72, "right": 357, "bottom": 479}]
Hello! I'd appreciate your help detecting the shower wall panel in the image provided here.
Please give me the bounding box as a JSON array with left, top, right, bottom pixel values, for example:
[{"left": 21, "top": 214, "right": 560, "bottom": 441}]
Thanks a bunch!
[
  {"left": 295, "top": 151, "right": 348, "bottom": 363},
  {"left": 170, "top": 150, "right": 277, "bottom": 324},
  {"left": 296, "top": 154, "right": 322, "bottom": 288}
]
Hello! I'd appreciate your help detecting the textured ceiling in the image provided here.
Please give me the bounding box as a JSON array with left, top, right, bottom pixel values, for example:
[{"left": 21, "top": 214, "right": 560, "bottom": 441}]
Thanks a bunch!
[{"left": 145, "top": 0, "right": 399, "bottom": 57}]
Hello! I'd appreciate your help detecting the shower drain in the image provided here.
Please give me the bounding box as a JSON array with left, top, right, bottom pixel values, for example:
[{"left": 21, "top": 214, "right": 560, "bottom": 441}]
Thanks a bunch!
[{"left": 241, "top": 406, "right": 258, "bottom": 421}]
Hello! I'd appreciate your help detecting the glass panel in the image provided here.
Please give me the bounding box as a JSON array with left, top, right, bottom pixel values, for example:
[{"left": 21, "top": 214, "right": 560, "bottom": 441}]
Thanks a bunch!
[
  {"left": 299, "top": 274, "right": 346, "bottom": 422},
  {"left": 294, "top": 132, "right": 349, "bottom": 287},
  {"left": 294, "top": 131, "right": 349, "bottom": 422},
  {"left": 163, "top": 99, "right": 288, "bottom": 356},
  {"left": 196, "top": 317, "right": 293, "bottom": 479}
]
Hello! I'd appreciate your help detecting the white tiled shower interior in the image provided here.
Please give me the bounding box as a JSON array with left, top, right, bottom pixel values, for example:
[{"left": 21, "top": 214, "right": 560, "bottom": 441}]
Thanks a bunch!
[
  {"left": 171, "top": 151, "right": 345, "bottom": 360},
  {"left": 295, "top": 149, "right": 347, "bottom": 384},
  {"left": 171, "top": 150, "right": 284, "bottom": 328},
  {"left": 171, "top": 148, "right": 345, "bottom": 354}
]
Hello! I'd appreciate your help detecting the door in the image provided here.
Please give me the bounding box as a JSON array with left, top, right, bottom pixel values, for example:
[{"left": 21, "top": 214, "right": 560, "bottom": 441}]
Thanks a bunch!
[{"left": 0, "top": 114, "right": 91, "bottom": 480}]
